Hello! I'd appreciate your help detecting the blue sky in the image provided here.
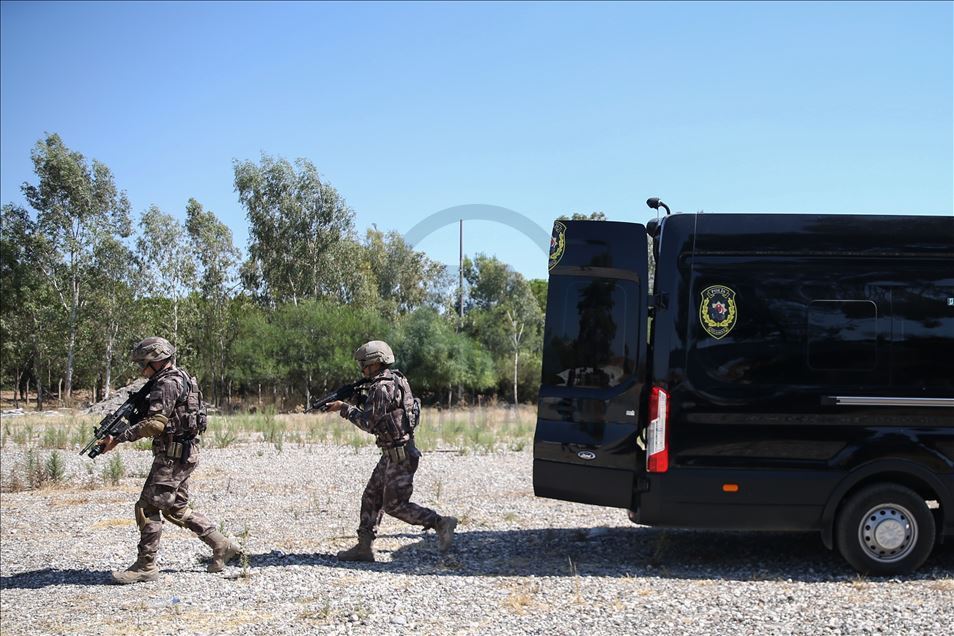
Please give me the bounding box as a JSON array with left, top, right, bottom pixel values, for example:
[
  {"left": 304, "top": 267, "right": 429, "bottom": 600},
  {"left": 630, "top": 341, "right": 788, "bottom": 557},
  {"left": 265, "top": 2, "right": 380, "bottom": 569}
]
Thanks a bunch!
[{"left": 2, "top": 1, "right": 951, "bottom": 281}]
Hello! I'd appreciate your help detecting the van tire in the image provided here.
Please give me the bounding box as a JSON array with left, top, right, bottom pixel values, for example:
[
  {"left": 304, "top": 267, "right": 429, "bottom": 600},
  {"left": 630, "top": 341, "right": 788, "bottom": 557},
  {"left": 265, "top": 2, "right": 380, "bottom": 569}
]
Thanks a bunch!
[{"left": 835, "top": 483, "right": 935, "bottom": 576}]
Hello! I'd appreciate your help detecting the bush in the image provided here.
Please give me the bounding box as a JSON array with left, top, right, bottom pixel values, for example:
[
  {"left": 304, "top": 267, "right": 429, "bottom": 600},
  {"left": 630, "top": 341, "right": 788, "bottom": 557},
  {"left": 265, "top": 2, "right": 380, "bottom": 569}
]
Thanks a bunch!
[
  {"left": 102, "top": 454, "right": 125, "bottom": 486},
  {"left": 45, "top": 450, "right": 66, "bottom": 483}
]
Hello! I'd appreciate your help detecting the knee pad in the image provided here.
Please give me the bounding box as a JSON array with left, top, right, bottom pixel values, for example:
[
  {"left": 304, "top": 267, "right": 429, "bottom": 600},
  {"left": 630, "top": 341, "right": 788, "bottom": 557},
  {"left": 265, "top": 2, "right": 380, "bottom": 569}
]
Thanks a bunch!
[
  {"left": 135, "top": 502, "right": 160, "bottom": 530},
  {"left": 161, "top": 507, "right": 193, "bottom": 528}
]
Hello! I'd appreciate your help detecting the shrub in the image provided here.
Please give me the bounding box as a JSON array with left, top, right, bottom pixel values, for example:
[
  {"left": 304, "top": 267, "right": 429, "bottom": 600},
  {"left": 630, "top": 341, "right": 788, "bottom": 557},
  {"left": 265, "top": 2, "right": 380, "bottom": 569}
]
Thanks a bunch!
[
  {"left": 45, "top": 450, "right": 66, "bottom": 483},
  {"left": 102, "top": 454, "right": 125, "bottom": 486}
]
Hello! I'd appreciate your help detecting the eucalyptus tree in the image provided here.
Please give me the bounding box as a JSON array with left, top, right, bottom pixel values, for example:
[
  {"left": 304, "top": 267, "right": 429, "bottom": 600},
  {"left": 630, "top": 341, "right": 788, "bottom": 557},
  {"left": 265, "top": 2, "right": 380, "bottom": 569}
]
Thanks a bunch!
[
  {"left": 234, "top": 154, "right": 354, "bottom": 306},
  {"left": 136, "top": 205, "right": 196, "bottom": 351},
  {"left": 364, "top": 228, "right": 451, "bottom": 318},
  {"left": 394, "top": 307, "right": 495, "bottom": 405},
  {"left": 463, "top": 254, "right": 543, "bottom": 404},
  {"left": 185, "top": 198, "right": 241, "bottom": 405},
  {"left": 87, "top": 235, "right": 138, "bottom": 398},
  {"left": 558, "top": 211, "right": 607, "bottom": 221},
  {"left": 21, "top": 133, "right": 131, "bottom": 403},
  {"left": 1, "top": 204, "right": 40, "bottom": 405},
  {"left": 247, "top": 299, "right": 387, "bottom": 409}
]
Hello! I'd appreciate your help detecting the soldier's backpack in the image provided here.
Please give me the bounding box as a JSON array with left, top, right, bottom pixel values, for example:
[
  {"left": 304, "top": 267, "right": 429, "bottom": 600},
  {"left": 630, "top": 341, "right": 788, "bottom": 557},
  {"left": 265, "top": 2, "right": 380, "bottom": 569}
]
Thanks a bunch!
[
  {"left": 176, "top": 370, "right": 208, "bottom": 439},
  {"left": 391, "top": 369, "right": 421, "bottom": 434}
]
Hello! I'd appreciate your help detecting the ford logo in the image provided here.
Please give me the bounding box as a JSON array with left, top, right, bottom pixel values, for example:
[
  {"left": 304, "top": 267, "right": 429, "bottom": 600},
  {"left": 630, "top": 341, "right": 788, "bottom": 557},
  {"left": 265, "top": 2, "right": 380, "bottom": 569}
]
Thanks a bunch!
[{"left": 577, "top": 451, "right": 597, "bottom": 461}]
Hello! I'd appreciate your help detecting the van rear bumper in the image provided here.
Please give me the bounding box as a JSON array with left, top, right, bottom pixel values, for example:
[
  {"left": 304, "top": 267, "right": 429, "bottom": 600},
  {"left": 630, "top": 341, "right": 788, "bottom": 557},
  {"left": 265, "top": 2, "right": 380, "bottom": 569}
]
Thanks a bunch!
[
  {"left": 533, "top": 459, "right": 636, "bottom": 509},
  {"left": 635, "top": 467, "right": 841, "bottom": 531}
]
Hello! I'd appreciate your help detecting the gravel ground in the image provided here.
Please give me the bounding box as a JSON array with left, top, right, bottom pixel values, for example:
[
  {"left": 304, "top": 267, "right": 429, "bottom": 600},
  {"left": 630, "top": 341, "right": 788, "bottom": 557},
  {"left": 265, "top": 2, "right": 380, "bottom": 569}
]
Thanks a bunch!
[{"left": 1, "top": 442, "right": 952, "bottom": 635}]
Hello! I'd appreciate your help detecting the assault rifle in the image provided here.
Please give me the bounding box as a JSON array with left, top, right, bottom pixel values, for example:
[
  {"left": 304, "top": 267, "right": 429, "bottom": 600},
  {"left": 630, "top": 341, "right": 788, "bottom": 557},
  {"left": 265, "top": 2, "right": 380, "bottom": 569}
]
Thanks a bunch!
[
  {"left": 308, "top": 378, "right": 372, "bottom": 413},
  {"left": 80, "top": 379, "right": 154, "bottom": 459}
]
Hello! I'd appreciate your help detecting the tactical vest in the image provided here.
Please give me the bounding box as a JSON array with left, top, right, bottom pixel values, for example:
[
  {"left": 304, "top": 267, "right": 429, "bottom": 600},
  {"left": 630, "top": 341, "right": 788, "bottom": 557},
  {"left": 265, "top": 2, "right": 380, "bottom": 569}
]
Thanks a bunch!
[
  {"left": 371, "top": 369, "right": 420, "bottom": 446},
  {"left": 154, "top": 367, "right": 208, "bottom": 440}
]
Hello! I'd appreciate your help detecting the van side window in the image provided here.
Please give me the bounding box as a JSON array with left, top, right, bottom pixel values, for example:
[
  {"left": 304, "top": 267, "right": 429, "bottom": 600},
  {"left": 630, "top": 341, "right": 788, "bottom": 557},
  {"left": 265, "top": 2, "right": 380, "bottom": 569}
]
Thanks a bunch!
[{"left": 807, "top": 300, "right": 878, "bottom": 371}]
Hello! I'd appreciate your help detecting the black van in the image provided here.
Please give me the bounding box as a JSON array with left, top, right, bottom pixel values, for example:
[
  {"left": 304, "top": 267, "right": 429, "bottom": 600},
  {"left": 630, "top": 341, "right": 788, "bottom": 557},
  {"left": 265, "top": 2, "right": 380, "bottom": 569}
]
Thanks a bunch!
[{"left": 533, "top": 206, "right": 954, "bottom": 575}]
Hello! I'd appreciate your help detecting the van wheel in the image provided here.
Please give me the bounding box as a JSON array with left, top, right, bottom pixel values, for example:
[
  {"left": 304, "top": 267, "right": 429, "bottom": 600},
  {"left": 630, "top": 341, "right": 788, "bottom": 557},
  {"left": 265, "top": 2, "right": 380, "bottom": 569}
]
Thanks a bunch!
[{"left": 835, "top": 484, "right": 935, "bottom": 576}]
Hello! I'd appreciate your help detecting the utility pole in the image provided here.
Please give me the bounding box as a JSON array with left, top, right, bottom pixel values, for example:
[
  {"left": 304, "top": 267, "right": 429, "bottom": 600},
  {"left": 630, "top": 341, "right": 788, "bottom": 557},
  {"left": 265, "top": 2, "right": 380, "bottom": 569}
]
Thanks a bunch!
[{"left": 458, "top": 219, "right": 464, "bottom": 330}]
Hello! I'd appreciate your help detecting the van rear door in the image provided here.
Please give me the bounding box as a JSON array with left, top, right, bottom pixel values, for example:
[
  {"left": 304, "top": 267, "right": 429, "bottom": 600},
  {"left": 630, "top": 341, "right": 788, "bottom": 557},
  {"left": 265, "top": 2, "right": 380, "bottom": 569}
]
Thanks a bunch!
[{"left": 533, "top": 220, "right": 649, "bottom": 509}]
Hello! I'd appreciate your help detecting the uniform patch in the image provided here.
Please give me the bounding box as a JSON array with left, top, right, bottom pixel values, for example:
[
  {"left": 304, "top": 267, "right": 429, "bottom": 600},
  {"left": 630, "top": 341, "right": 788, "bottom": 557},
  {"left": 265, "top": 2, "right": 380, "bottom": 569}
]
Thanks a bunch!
[
  {"left": 699, "top": 285, "right": 738, "bottom": 339},
  {"left": 548, "top": 221, "right": 567, "bottom": 271}
]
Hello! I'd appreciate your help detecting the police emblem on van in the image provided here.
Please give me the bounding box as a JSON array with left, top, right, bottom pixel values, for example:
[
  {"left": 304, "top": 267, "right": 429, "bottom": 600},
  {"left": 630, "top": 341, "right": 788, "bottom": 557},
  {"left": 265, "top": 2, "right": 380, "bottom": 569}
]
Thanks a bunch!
[
  {"left": 549, "top": 221, "right": 567, "bottom": 271},
  {"left": 700, "top": 285, "right": 738, "bottom": 339}
]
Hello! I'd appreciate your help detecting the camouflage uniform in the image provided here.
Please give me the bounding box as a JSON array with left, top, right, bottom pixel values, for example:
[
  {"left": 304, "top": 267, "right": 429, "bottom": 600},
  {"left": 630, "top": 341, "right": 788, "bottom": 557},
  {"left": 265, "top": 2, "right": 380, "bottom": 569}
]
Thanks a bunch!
[
  {"left": 339, "top": 369, "right": 440, "bottom": 540},
  {"left": 110, "top": 362, "right": 239, "bottom": 583},
  {"left": 116, "top": 366, "right": 217, "bottom": 559}
]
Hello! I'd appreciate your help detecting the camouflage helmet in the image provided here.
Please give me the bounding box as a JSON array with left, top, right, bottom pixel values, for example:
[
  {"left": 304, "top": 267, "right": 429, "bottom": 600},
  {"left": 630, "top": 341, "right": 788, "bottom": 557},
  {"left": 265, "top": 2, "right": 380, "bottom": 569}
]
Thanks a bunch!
[
  {"left": 354, "top": 340, "right": 395, "bottom": 367},
  {"left": 131, "top": 336, "right": 176, "bottom": 366}
]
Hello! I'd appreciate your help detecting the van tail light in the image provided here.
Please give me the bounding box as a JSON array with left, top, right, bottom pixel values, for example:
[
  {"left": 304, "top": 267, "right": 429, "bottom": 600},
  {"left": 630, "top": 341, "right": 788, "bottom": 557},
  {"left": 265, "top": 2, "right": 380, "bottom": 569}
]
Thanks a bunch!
[{"left": 647, "top": 386, "right": 670, "bottom": 473}]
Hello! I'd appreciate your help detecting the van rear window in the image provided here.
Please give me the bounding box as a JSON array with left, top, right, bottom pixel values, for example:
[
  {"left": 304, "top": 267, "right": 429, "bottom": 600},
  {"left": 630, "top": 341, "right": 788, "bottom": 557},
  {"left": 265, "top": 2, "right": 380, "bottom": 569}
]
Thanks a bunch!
[{"left": 541, "top": 276, "right": 638, "bottom": 389}]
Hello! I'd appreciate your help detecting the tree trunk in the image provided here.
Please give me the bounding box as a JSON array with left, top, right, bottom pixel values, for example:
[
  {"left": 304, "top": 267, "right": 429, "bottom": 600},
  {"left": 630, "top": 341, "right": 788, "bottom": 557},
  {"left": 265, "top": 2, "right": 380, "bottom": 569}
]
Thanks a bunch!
[
  {"left": 305, "top": 372, "right": 312, "bottom": 409},
  {"left": 513, "top": 350, "right": 519, "bottom": 406},
  {"left": 13, "top": 369, "right": 21, "bottom": 408},
  {"left": 103, "top": 324, "right": 116, "bottom": 400},
  {"left": 65, "top": 267, "right": 80, "bottom": 404},
  {"left": 172, "top": 295, "right": 179, "bottom": 352}
]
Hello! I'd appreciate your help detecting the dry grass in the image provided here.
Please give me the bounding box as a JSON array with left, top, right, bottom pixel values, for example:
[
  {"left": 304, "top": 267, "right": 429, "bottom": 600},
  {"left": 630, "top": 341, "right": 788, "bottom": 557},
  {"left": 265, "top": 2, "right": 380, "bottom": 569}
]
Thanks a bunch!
[
  {"left": 1, "top": 406, "right": 536, "bottom": 492},
  {"left": 90, "top": 518, "right": 136, "bottom": 528},
  {"left": 927, "top": 579, "right": 954, "bottom": 593},
  {"left": 49, "top": 495, "right": 93, "bottom": 507},
  {"left": 2, "top": 405, "right": 536, "bottom": 454},
  {"left": 501, "top": 581, "right": 546, "bottom": 614}
]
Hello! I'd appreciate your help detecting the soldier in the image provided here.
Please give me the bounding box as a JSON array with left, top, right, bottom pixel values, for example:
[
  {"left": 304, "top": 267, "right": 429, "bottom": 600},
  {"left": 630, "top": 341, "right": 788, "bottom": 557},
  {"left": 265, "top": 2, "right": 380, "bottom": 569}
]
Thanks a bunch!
[
  {"left": 99, "top": 337, "right": 241, "bottom": 584},
  {"left": 325, "top": 340, "right": 457, "bottom": 562}
]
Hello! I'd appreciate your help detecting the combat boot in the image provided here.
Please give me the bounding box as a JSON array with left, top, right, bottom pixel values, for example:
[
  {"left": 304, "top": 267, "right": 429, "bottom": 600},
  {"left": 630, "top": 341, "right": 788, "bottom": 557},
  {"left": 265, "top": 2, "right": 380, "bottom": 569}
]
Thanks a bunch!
[
  {"left": 336, "top": 533, "right": 375, "bottom": 562},
  {"left": 201, "top": 530, "right": 242, "bottom": 573},
  {"left": 110, "top": 554, "right": 159, "bottom": 584},
  {"left": 436, "top": 515, "right": 458, "bottom": 553}
]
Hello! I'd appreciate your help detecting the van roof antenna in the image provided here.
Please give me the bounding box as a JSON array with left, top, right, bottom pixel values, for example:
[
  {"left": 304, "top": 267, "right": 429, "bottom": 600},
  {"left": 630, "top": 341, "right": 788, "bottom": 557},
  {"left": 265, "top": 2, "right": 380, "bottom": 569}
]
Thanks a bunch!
[{"left": 646, "top": 197, "right": 670, "bottom": 220}]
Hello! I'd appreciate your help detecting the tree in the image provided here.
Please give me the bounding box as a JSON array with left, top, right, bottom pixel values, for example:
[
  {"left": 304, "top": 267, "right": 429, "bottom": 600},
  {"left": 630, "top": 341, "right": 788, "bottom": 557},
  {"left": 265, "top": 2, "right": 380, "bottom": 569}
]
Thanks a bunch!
[
  {"left": 235, "top": 154, "right": 354, "bottom": 306},
  {"left": 528, "top": 279, "right": 547, "bottom": 315},
  {"left": 394, "top": 307, "right": 494, "bottom": 405},
  {"left": 136, "top": 205, "right": 196, "bottom": 351},
  {"left": 185, "top": 198, "right": 241, "bottom": 406},
  {"left": 463, "top": 254, "right": 543, "bottom": 404},
  {"left": 87, "top": 235, "right": 137, "bottom": 398},
  {"left": 228, "top": 302, "right": 279, "bottom": 406},
  {"left": 271, "top": 300, "right": 388, "bottom": 408},
  {"left": 1, "top": 204, "right": 41, "bottom": 405},
  {"left": 21, "top": 133, "right": 131, "bottom": 403},
  {"left": 558, "top": 211, "right": 606, "bottom": 221},
  {"left": 363, "top": 228, "right": 450, "bottom": 318}
]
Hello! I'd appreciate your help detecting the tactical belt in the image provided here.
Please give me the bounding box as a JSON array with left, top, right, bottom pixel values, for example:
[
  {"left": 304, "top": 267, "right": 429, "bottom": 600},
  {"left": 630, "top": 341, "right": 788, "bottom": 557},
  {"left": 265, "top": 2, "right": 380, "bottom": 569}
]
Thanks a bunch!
[
  {"left": 165, "top": 438, "right": 195, "bottom": 462},
  {"left": 382, "top": 441, "right": 415, "bottom": 463}
]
